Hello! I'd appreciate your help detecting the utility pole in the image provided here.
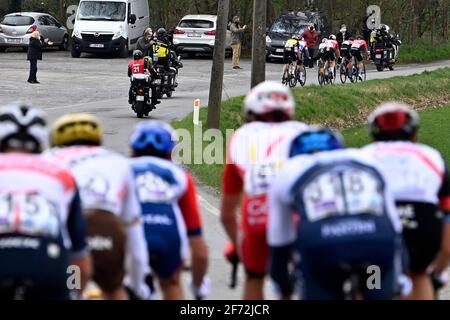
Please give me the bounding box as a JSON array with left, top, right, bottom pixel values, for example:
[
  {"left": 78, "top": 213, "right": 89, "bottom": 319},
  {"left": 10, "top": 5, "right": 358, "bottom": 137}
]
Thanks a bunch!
[
  {"left": 206, "top": 0, "right": 230, "bottom": 129},
  {"left": 250, "top": 0, "right": 267, "bottom": 88}
]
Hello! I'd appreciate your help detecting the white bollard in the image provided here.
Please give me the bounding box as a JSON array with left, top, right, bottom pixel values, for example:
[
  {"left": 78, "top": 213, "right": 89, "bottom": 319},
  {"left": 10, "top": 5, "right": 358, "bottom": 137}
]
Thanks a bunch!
[{"left": 193, "top": 99, "right": 200, "bottom": 126}]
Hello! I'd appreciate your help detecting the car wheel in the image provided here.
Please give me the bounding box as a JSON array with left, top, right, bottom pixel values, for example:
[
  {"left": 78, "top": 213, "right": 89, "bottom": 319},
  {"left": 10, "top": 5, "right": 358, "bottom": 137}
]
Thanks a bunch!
[
  {"left": 71, "top": 46, "right": 81, "bottom": 58},
  {"left": 0, "top": 47, "right": 6, "bottom": 53},
  {"left": 59, "top": 35, "right": 69, "bottom": 51},
  {"left": 22, "top": 47, "right": 28, "bottom": 52}
]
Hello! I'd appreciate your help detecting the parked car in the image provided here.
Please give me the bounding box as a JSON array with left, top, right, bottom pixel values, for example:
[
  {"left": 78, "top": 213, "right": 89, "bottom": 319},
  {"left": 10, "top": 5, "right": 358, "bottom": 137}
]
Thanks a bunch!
[
  {"left": 173, "top": 14, "right": 232, "bottom": 57},
  {"left": 266, "top": 10, "right": 329, "bottom": 61},
  {"left": 0, "top": 12, "right": 69, "bottom": 52},
  {"left": 71, "top": 0, "right": 150, "bottom": 58}
]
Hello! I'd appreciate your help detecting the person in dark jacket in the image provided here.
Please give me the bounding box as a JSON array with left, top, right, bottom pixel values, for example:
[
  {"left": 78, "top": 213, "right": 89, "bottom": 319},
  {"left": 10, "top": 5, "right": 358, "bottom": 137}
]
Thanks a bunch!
[
  {"left": 336, "top": 24, "right": 352, "bottom": 49},
  {"left": 136, "top": 28, "right": 154, "bottom": 57},
  {"left": 27, "top": 31, "right": 52, "bottom": 84}
]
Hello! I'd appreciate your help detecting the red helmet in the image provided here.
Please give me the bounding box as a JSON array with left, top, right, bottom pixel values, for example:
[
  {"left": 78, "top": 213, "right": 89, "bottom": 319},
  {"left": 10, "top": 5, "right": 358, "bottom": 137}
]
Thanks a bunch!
[{"left": 368, "top": 102, "right": 419, "bottom": 141}]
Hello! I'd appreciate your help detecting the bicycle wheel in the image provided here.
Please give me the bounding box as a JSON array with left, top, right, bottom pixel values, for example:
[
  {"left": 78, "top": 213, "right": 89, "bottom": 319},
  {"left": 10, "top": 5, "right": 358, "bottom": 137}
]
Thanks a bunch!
[
  {"left": 289, "top": 75, "right": 297, "bottom": 88},
  {"left": 299, "top": 67, "right": 307, "bottom": 87},
  {"left": 339, "top": 64, "right": 347, "bottom": 84}
]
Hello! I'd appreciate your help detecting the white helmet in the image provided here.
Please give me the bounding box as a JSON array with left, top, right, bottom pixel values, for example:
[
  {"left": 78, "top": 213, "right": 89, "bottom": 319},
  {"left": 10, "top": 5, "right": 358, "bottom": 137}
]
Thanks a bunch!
[
  {"left": 0, "top": 102, "right": 48, "bottom": 153},
  {"left": 329, "top": 34, "right": 336, "bottom": 40},
  {"left": 244, "top": 81, "right": 295, "bottom": 117}
]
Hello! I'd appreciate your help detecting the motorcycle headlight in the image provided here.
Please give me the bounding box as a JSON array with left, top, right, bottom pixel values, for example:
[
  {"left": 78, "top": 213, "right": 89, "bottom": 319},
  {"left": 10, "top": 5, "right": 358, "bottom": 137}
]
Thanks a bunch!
[
  {"left": 112, "top": 25, "right": 124, "bottom": 40},
  {"left": 72, "top": 29, "right": 81, "bottom": 39},
  {"left": 266, "top": 36, "right": 271, "bottom": 44}
]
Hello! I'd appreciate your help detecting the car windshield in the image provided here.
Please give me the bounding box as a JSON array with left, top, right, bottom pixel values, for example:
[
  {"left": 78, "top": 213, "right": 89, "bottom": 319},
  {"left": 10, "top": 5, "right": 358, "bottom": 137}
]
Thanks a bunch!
[
  {"left": 1, "top": 15, "right": 35, "bottom": 26},
  {"left": 78, "top": 1, "right": 126, "bottom": 21},
  {"left": 271, "top": 19, "right": 309, "bottom": 35},
  {"left": 179, "top": 19, "right": 214, "bottom": 29}
]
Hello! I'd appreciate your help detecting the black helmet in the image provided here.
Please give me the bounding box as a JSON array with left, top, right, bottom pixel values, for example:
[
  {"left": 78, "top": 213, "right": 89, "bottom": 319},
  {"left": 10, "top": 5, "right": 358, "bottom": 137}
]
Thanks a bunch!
[
  {"left": 133, "top": 50, "right": 143, "bottom": 60},
  {"left": 157, "top": 28, "right": 167, "bottom": 36},
  {"left": 356, "top": 35, "right": 364, "bottom": 40},
  {"left": 368, "top": 102, "right": 419, "bottom": 142}
]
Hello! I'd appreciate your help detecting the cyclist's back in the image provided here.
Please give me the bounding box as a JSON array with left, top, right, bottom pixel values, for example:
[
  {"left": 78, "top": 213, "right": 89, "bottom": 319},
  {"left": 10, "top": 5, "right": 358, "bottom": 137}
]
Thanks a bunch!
[{"left": 268, "top": 129, "right": 404, "bottom": 300}]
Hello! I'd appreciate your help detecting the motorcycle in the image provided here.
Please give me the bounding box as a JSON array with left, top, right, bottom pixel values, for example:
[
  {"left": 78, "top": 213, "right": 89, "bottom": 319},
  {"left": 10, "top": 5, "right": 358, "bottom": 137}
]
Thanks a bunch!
[
  {"left": 154, "top": 55, "right": 182, "bottom": 99},
  {"left": 372, "top": 37, "right": 401, "bottom": 72},
  {"left": 130, "top": 73, "right": 155, "bottom": 118}
]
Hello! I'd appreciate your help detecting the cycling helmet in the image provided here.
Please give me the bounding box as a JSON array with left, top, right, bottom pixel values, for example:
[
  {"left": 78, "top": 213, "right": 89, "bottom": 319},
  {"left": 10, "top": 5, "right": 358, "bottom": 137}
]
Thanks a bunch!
[
  {"left": 329, "top": 34, "right": 336, "bottom": 40},
  {"left": 356, "top": 35, "right": 364, "bottom": 40},
  {"left": 0, "top": 102, "right": 48, "bottom": 153},
  {"left": 368, "top": 102, "right": 419, "bottom": 141},
  {"left": 289, "top": 127, "right": 344, "bottom": 157},
  {"left": 244, "top": 81, "right": 295, "bottom": 117},
  {"left": 144, "top": 56, "right": 153, "bottom": 64},
  {"left": 348, "top": 37, "right": 355, "bottom": 41},
  {"left": 130, "top": 121, "right": 176, "bottom": 156},
  {"left": 51, "top": 113, "right": 102, "bottom": 147},
  {"left": 133, "top": 50, "right": 144, "bottom": 60}
]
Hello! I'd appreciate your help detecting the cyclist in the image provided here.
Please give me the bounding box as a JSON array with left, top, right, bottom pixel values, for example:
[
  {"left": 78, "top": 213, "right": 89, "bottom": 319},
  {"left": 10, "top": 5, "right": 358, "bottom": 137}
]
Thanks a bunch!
[
  {"left": 323, "top": 35, "right": 340, "bottom": 79},
  {"left": 129, "top": 121, "right": 209, "bottom": 300},
  {"left": 282, "top": 34, "right": 302, "bottom": 83},
  {"left": 340, "top": 37, "right": 354, "bottom": 78},
  {"left": 296, "top": 35, "right": 309, "bottom": 84},
  {"left": 45, "top": 114, "right": 151, "bottom": 300},
  {"left": 268, "top": 127, "right": 407, "bottom": 300},
  {"left": 363, "top": 102, "right": 450, "bottom": 300},
  {"left": 0, "top": 103, "right": 91, "bottom": 300},
  {"left": 350, "top": 35, "right": 368, "bottom": 81},
  {"left": 220, "top": 81, "right": 309, "bottom": 300}
]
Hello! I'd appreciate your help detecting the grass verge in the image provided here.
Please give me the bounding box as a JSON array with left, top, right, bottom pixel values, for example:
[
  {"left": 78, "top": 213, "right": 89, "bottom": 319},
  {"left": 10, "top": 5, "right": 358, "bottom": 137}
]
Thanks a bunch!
[
  {"left": 398, "top": 40, "right": 450, "bottom": 64},
  {"left": 172, "top": 68, "right": 450, "bottom": 191}
]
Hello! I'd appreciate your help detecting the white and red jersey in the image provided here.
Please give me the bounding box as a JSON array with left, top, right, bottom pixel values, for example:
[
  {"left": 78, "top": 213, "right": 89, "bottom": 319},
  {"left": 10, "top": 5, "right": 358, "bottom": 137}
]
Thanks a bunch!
[
  {"left": 44, "top": 146, "right": 141, "bottom": 224},
  {"left": 223, "top": 121, "right": 308, "bottom": 231},
  {"left": 325, "top": 39, "right": 339, "bottom": 51},
  {"left": 351, "top": 39, "right": 368, "bottom": 51},
  {"left": 341, "top": 39, "right": 354, "bottom": 47},
  {"left": 362, "top": 142, "right": 450, "bottom": 209},
  {"left": 0, "top": 153, "right": 87, "bottom": 254}
]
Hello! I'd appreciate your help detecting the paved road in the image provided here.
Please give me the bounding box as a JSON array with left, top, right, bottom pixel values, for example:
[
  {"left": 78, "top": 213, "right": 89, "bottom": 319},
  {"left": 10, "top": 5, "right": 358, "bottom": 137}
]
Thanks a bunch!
[{"left": 1, "top": 49, "right": 450, "bottom": 300}]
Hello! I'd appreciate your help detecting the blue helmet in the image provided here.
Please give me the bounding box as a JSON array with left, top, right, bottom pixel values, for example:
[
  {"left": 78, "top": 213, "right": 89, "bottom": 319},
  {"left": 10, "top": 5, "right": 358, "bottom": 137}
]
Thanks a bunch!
[
  {"left": 289, "top": 127, "right": 344, "bottom": 157},
  {"left": 130, "top": 121, "right": 176, "bottom": 155}
]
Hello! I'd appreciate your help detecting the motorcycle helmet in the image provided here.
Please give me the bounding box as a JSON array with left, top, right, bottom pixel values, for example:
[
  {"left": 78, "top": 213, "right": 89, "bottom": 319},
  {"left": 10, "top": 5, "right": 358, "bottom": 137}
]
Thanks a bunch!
[{"left": 133, "top": 50, "right": 144, "bottom": 60}]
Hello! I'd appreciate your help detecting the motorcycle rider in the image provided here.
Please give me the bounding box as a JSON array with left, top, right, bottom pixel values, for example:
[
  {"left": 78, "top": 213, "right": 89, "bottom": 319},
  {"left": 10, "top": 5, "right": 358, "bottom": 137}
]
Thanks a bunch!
[
  {"left": 370, "top": 24, "right": 401, "bottom": 62},
  {"left": 128, "top": 50, "right": 160, "bottom": 108}
]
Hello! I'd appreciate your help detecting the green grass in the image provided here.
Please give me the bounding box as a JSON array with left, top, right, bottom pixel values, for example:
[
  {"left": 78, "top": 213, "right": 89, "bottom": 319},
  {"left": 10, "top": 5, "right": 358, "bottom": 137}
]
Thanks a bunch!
[
  {"left": 172, "top": 68, "right": 450, "bottom": 190},
  {"left": 343, "top": 105, "right": 450, "bottom": 161},
  {"left": 398, "top": 40, "right": 450, "bottom": 64}
]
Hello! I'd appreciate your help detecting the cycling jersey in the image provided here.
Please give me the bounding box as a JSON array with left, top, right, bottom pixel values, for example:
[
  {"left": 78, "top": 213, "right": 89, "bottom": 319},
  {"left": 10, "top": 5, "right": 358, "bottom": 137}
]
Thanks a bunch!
[
  {"left": 128, "top": 59, "right": 146, "bottom": 76},
  {"left": 268, "top": 149, "right": 403, "bottom": 299},
  {"left": 223, "top": 121, "right": 308, "bottom": 275},
  {"left": 363, "top": 141, "right": 450, "bottom": 272},
  {"left": 130, "top": 156, "right": 203, "bottom": 278},
  {"left": 325, "top": 39, "right": 339, "bottom": 51},
  {"left": 44, "top": 146, "right": 150, "bottom": 298},
  {"left": 284, "top": 39, "right": 300, "bottom": 52},
  {"left": 351, "top": 39, "right": 368, "bottom": 52},
  {"left": 0, "top": 153, "right": 87, "bottom": 299},
  {"left": 340, "top": 40, "right": 354, "bottom": 59}
]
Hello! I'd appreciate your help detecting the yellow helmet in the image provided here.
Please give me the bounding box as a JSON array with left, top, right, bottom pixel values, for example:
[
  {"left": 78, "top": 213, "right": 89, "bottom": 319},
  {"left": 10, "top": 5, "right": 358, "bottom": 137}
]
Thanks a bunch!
[{"left": 51, "top": 113, "right": 102, "bottom": 147}]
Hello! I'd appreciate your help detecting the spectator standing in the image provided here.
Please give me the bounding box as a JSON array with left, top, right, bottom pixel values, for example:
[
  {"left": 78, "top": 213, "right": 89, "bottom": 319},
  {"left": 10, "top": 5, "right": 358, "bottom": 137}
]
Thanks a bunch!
[
  {"left": 301, "top": 25, "right": 319, "bottom": 68},
  {"left": 136, "top": 28, "right": 155, "bottom": 57},
  {"left": 336, "top": 24, "right": 352, "bottom": 48},
  {"left": 27, "top": 31, "right": 52, "bottom": 84},
  {"left": 229, "top": 15, "right": 246, "bottom": 70}
]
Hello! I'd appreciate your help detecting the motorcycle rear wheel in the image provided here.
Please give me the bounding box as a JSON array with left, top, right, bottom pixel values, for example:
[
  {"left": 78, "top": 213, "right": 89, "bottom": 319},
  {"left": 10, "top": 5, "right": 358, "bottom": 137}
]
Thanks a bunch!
[{"left": 135, "top": 102, "right": 145, "bottom": 118}]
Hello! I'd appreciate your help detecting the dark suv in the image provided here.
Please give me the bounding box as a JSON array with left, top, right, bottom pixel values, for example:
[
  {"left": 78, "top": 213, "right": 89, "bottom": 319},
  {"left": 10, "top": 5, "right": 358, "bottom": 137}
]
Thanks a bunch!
[{"left": 266, "top": 10, "right": 329, "bottom": 61}]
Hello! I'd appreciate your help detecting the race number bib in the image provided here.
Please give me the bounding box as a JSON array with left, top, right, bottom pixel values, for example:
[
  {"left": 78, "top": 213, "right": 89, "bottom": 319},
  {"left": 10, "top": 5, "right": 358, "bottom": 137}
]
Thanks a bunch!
[
  {"left": 0, "top": 191, "right": 59, "bottom": 237},
  {"left": 301, "top": 167, "right": 385, "bottom": 223},
  {"left": 245, "top": 162, "right": 281, "bottom": 196},
  {"left": 136, "top": 171, "right": 176, "bottom": 203}
]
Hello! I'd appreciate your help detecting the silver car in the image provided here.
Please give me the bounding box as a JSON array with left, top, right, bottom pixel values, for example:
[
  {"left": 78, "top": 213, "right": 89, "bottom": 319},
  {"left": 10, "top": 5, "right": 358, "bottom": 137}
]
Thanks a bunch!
[
  {"left": 0, "top": 12, "right": 69, "bottom": 52},
  {"left": 173, "top": 14, "right": 232, "bottom": 57}
]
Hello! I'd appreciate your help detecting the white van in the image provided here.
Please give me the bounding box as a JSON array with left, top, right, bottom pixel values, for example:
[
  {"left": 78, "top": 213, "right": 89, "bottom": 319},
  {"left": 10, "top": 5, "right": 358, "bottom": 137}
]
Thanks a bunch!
[{"left": 71, "top": 0, "right": 149, "bottom": 58}]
